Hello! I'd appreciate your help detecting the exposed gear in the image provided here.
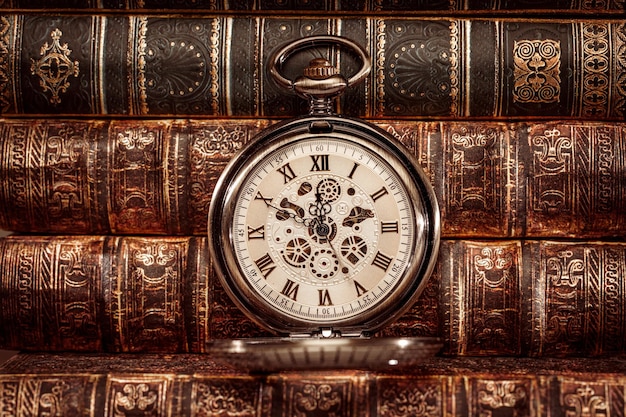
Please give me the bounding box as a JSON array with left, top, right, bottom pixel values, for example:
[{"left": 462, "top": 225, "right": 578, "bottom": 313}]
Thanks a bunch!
[
  {"left": 281, "top": 237, "right": 312, "bottom": 267},
  {"left": 308, "top": 248, "right": 340, "bottom": 280},
  {"left": 316, "top": 178, "right": 341, "bottom": 203},
  {"left": 340, "top": 235, "right": 369, "bottom": 265}
]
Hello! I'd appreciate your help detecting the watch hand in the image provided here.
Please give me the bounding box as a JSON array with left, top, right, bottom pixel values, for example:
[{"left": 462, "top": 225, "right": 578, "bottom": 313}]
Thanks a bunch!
[
  {"left": 342, "top": 206, "right": 374, "bottom": 227},
  {"left": 269, "top": 198, "right": 314, "bottom": 226},
  {"left": 326, "top": 234, "right": 351, "bottom": 277}
]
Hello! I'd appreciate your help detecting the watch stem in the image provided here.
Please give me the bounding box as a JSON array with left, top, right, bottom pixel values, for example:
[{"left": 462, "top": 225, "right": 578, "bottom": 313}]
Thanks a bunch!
[
  {"left": 293, "top": 58, "right": 348, "bottom": 116},
  {"left": 304, "top": 58, "right": 339, "bottom": 79}
]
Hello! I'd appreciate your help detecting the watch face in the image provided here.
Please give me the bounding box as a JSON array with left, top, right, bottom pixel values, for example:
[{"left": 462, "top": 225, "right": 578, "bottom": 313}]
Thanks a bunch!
[{"left": 209, "top": 117, "right": 439, "bottom": 336}]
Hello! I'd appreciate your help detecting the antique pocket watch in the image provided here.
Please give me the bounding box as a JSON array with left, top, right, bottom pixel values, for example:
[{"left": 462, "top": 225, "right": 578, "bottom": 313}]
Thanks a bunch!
[{"left": 207, "top": 36, "right": 441, "bottom": 371}]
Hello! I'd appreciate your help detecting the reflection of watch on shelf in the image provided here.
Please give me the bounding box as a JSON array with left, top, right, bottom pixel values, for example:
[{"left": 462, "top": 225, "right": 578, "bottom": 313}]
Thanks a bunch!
[{"left": 207, "top": 36, "right": 441, "bottom": 371}]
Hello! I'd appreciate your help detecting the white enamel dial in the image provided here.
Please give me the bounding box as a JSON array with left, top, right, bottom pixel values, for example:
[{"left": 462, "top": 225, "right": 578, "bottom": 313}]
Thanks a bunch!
[
  {"left": 209, "top": 117, "right": 439, "bottom": 336},
  {"left": 233, "top": 136, "right": 417, "bottom": 324},
  {"left": 208, "top": 36, "right": 441, "bottom": 367}
]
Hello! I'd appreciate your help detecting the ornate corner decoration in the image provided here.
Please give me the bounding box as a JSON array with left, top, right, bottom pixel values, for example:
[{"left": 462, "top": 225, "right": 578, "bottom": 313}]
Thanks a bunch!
[
  {"left": 30, "top": 29, "right": 80, "bottom": 105},
  {"left": 513, "top": 39, "right": 561, "bottom": 104}
]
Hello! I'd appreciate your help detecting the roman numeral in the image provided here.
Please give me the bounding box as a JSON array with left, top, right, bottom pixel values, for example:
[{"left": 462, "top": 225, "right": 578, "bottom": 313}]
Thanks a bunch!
[
  {"left": 255, "top": 192, "right": 273, "bottom": 207},
  {"left": 281, "top": 279, "right": 300, "bottom": 301},
  {"left": 380, "top": 221, "right": 399, "bottom": 233},
  {"left": 318, "top": 289, "right": 333, "bottom": 306},
  {"left": 372, "top": 251, "right": 393, "bottom": 271},
  {"left": 354, "top": 280, "right": 368, "bottom": 297},
  {"left": 370, "top": 186, "right": 388, "bottom": 202},
  {"left": 247, "top": 225, "right": 265, "bottom": 240},
  {"left": 254, "top": 253, "right": 276, "bottom": 278},
  {"left": 310, "top": 154, "right": 330, "bottom": 171},
  {"left": 278, "top": 163, "right": 297, "bottom": 183},
  {"left": 348, "top": 162, "right": 359, "bottom": 179}
]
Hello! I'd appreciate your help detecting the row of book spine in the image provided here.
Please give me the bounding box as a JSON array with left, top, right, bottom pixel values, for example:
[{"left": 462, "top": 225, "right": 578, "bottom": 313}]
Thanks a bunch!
[
  {"left": 2, "top": 14, "right": 625, "bottom": 119},
  {"left": 1, "top": 0, "right": 625, "bottom": 10},
  {"left": 1, "top": 118, "right": 625, "bottom": 237},
  {"left": 1, "top": 7, "right": 626, "bottom": 417},
  {"left": 3, "top": 353, "right": 626, "bottom": 417},
  {"left": 2, "top": 234, "right": 626, "bottom": 357}
]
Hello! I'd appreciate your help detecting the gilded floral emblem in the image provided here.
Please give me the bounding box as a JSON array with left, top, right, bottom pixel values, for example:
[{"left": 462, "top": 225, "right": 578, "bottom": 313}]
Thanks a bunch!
[
  {"left": 513, "top": 39, "right": 561, "bottom": 104},
  {"left": 30, "top": 29, "right": 80, "bottom": 105}
]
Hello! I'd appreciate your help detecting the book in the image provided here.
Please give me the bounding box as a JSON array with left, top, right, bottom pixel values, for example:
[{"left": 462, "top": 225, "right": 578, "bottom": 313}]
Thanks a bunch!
[
  {"left": 1, "top": 14, "right": 625, "bottom": 119},
  {"left": 1, "top": 118, "right": 625, "bottom": 238},
  {"left": 0, "top": 0, "right": 625, "bottom": 11},
  {"left": 1, "top": 234, "right": 626, "bottom": 357},
  {"left": 2, "top": 352, "right": 626, "bottom": 416}
]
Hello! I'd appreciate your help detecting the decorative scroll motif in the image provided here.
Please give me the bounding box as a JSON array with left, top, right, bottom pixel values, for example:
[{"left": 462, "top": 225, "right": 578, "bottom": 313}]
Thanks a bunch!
[
  {"left": 562, "top": 382, "right": 608, "bottom": 417},
  {"left": 513, "top": 39, "right": 561, "bottom": 104},
  {"left": 130, "top": 17, "right": 149, "bottom": 115},
  {"left": 128, "top": 240, "right": 182, "bottom": 343},
  {"left": 615, "top": 22, "right": 626, "bottom": 118},
  {"left": 581, "top": 23, "right": 610, "bottom": 117},
  {"left": 444, "top": 124, "right": 506, "bottom": 236},
  {"left": 378, "top": 379, "right": 441, "bottom": 417},
  {"left": 39, "top": 380, "right": 70, "bottom": 416},
  {"left": 449, "top": 20, "right": 460, "bottom": 117},
  {"left": 285, "top": 381, "right": 349, "bottom": 417},
  {"left": 449, "top": 126, "right": 498, "bottom": 211},
  {"left": 531, "top": 128, "right": 572, "bottom": 212},
  {"left": 192, "top": 380, "right": 258, "bottom": 416},
  {"left": 543, "top": 248, "right": 586, "bottom": 352},
  {"left": 4, "top": 377, "right": 95, "bottom": 417},
  {"left": 475, "top": 380, "right": 531, "bottom": 417},
  {"left": 30, "top": 29, "right": 80, "bottom": 105},
  {"left": 0, "top": 380, "right": 19, "bottom": 416},
  {"left": 295, "top": 384, "right": 342, "bottom": 415},
  {"left": 539, "top": 243, "right": 626, "bottom": 356},
  {"left": 189, "top": 124, "right": 249, "bottom": 234},
  {"left": 133, "top": 243, "right": 177, "bottom": 269},
  {"left": 107, "top": 379, "right": 166, "bottom": 417},
  {"left": 582, "top": 0, "right": 626, "bottom": 9},
  {"left": 57, "top": 242, "right": 99, "bottom": 343},
  {"left": 466, "top": 243, "right": 520, "bottom": 355},
  {"left": 374, "top": 19, "right": 387, "bottom": 117},
  {"left": 47, "top": 127, "right": 88, "bottom": 222},
  {"left": 111, "top": 125, "right": 162, "bottom": 232},
  {"left": 208, "top": 18, "right": 221, "bottom": 114}
]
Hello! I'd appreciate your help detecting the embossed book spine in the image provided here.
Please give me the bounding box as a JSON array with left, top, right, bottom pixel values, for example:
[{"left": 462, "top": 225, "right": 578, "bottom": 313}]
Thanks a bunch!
[
  {"left": 1, "top": 234, "right": 626, "bottom": 356},
  {"left": 2, "top": 353, "right": 626, "bottom": 416},
  {"left": 1, "top": 118, "right": 625, "bottom": 237},
  {"left": 1, "top": 15, "right": 624, "bottom": 119},
  {"left": 0, "top": 0, "right": 625, "bottom": 10}
]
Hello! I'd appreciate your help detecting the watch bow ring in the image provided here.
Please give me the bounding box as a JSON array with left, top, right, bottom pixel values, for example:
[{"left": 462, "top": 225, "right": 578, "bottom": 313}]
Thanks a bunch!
[
  {"left": 268, "top": 35, "right": 371, "bottom": 112},
  {"left": 207, "top": 35, "right": 441, "bottom": 371}
]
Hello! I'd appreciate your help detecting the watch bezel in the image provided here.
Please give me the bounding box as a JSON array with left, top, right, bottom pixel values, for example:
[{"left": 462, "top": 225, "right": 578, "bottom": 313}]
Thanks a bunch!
[{"left": 208, "top": 115, "right": 440, "bottom": 337}]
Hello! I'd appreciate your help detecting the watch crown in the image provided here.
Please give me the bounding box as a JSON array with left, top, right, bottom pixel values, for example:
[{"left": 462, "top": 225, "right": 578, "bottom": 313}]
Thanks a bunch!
[{"left": 303, "top": 58, "right": 339, "bottom": 80}]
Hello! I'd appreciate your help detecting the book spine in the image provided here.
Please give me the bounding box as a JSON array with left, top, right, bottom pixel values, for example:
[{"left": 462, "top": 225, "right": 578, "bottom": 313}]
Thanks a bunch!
[
  {"left": 1, "top": 119, "right": 625, "bottom": 238},
  {"left": 0, "top": 0, "right": 624, "bottom": 11},
  {"left": 2, "top": 234, "right": 626, "bottom": 356},
  {"left": 1, "top": 15, "right": 625, "bottom": 118},
  {"left": 2, "top": 353, "right": 626, "bottom": 417}
]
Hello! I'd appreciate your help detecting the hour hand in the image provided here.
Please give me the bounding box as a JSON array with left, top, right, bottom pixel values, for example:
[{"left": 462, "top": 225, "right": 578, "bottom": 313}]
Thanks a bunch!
[{"left": 342, "top": 207, "right": 374, "bottom": 227}]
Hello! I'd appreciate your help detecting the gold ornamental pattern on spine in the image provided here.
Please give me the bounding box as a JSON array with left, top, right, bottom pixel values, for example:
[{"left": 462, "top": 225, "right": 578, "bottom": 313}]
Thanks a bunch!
[{"left": 1, "top": 15, "right": 624, "bottom": 118}]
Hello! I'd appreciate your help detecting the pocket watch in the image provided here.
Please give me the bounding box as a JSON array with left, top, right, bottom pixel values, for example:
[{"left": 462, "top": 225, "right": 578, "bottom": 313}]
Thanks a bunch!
[{"left": 207, "top": 36, "right": 441, "bottom": 371}]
